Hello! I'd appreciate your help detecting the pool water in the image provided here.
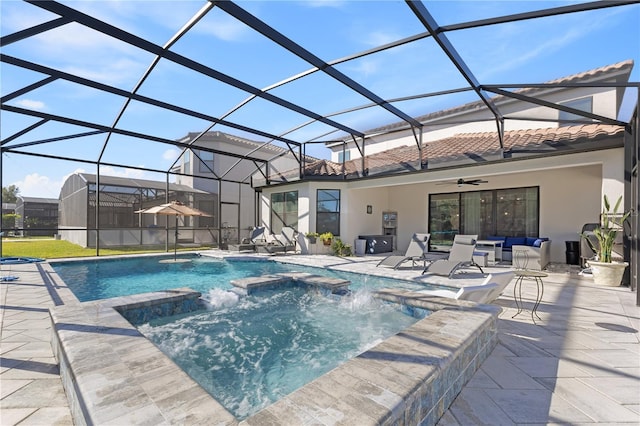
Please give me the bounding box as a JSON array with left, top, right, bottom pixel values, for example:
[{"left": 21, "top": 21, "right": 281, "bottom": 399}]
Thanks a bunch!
[
  {"left": 52, "top": 254, "right": 426, "bottom": 302},
  {"left": 139, "top": 286, "right": 419, "bottom": 420},
  {"left": 53, "top": 255, "right": 287, "bottom": 302}
]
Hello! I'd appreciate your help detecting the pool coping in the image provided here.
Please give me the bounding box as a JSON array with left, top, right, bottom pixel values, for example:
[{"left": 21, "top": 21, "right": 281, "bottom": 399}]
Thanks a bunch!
[{"left": 49, "top": 267, "right": 500, "bottom": 426}]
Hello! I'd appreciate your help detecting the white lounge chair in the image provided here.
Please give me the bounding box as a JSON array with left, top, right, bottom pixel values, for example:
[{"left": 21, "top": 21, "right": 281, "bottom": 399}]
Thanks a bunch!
[
  {"left": 422, "top": 234, "right": 483, "bottom": 277},
  {"left": 418, "top": 282, "right": 498, "bottom": 303},
  {"left": 377, "top": 233, "right": 430, "bottom": 269},
  {"left": 483, "top": 271, "right": 516, "bottom": 301},
  {"left": 418, "top": 271, "right": 514, "bottom": 304}
]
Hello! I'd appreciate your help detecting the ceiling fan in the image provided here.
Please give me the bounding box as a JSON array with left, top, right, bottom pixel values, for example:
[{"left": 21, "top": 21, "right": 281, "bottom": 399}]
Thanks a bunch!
[{"left": 437, "top": 178, "right": 488, "bottom": 187}]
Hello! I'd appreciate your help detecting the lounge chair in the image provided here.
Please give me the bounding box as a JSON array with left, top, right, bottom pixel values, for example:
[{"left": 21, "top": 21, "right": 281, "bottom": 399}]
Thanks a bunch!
[
  {"left": 260, "top": 226, "right": 297, "bottom": 254},
  {"left": 418, "top": 271, "right": 514, "bottom": 304},
  {"left": 483, "top": 271, "right": 516, "bottom": 301},
  {"left": 580, "top": 223, "right": 599, "bottom": 268},
  {"left": 422, "top": 234, "right": 483, "bottom": 277},
  {"left": 228, "top": 226, "right": 266, "bottom": 251},
  {"left": 377, "top": 233, "right": 430, "bottom": 269},
  {"left": 418, "top": 282, "right": 498, "bottom": 303}
]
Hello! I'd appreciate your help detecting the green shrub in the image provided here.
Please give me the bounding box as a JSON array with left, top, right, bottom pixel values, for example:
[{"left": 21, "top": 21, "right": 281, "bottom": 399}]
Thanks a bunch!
[{"left": 331, "top": 238, "right": 352, "bottom": 257}]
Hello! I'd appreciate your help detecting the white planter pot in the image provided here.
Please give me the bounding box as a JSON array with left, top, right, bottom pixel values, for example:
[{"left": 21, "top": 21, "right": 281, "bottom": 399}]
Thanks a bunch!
[{"left": 587, "top": 260, "right": 628, "bottom": 286}]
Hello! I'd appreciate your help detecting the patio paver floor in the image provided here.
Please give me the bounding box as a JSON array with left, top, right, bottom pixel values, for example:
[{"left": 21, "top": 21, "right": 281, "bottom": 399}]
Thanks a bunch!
[{"left": 1, "top": 254, "right": 638, "bottom": 425}]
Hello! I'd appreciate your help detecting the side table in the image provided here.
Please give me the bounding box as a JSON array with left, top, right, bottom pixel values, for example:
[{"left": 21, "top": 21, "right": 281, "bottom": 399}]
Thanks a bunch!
[
  {"left": 475, "top": 240, "right": 503, "bottom": 264},
  {"left": 512, "top": 270, "right": 547, "bottom": 324}
]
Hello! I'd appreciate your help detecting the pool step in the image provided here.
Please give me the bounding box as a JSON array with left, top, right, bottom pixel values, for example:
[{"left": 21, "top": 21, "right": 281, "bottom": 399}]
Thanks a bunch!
[{"left": 230, "top": 272, "right": 350, "bottom": 295}]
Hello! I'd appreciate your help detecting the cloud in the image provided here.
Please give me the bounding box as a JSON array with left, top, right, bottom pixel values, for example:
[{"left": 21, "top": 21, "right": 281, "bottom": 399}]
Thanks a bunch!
[
  {"left": 98, "top": 165, "right": 148, "bottom": 179},
  {"left": 476, "top": 7, "right": 629, "bottom": 80},
  {"left": 63, "top": 57, "right": 145, "bottom": 87},
  {"left": 10, "top": 167, "right": 159, "bottom": 199},
  {"left": 12, "top": 173, "right": 63, "bottom": 199},
  {"left": 61, "top": 168, "right": 86, "bottom": 181},
  {"left": 303, "top": 0, "right": 346, "bottom": 8},
  {"left": 196, "top": 14, "right": 250, "bottom": 41},
  {"left": 15, "top": 99, "right": 46, "bottom": 110},
  {"left": 346, "top": 59, "right": 379, "bottom": 78},
  {"left": 163, "top": 148, "right": 179, "bottom": 161},
  {"left": 364, "top": 31, "right": 401, "bottom": 47}
]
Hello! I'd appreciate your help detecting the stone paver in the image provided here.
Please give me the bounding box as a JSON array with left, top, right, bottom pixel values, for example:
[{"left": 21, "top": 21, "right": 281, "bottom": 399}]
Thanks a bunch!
[
  {"left": 1, "top": 254, "right": 639, "bottom": 425},
  {"left": 1, "top": 263, "right": 74, "bottom": 426}
]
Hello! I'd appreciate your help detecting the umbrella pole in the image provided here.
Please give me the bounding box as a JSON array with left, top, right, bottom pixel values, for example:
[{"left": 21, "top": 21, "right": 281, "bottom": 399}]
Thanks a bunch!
[{"left": 174, "top": 215, "right": 178, "bottom": 261}]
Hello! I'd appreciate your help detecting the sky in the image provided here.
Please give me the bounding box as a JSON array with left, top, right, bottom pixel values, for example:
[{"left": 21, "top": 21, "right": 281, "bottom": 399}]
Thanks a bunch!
[{"left": 1, "top": 0, "right": 639, "bottom": 199}]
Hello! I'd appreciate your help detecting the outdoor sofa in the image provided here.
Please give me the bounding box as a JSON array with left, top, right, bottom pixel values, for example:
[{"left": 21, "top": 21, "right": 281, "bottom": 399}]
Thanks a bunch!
[{"left": 485, "top": 236, "right": 551, "bottom": 270}]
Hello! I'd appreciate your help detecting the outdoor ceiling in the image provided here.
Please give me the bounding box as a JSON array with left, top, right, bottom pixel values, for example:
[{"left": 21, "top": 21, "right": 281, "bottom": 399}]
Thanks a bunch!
[{"left": 1, "top": 0, "right": 639, "bottom": 190}]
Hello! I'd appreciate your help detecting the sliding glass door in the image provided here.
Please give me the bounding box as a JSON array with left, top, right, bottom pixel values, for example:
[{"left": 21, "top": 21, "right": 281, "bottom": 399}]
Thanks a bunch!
[{"left": 429, "top": 187, "right": 538, "bottom": 246}]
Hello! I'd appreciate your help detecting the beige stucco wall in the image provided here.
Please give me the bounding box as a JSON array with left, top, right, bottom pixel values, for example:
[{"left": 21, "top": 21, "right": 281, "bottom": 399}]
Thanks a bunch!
[{"left": 262, "top": 147, "right": 624, "bottom": 265}]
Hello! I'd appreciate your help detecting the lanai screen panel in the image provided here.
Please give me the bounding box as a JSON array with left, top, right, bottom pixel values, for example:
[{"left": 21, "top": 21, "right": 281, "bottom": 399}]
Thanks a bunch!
[{"left": 1, "top": 0, "right": 638, "bottom": 247}]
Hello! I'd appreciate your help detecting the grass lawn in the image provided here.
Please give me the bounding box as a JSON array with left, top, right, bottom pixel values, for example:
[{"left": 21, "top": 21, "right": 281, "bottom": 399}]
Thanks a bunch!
[{"left": 1, "top": 238, "right": 213, "bottom": 259}]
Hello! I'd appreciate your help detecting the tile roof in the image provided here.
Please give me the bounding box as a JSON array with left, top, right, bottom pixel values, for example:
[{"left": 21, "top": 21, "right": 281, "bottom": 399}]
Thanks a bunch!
[{"left": 300, "top": 124, "right": 625, "bottom": 179}]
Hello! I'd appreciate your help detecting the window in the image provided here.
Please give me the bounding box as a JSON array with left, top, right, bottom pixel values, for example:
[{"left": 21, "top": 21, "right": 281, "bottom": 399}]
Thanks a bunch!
[
  {"left": 271, "top": 191, "right": 298, "bottom": 234},
  {"left": 198, "top": 150, "right": 214, "bottom": 173},
  {"left": 183, "top": 150, "right": 191, "bottom": 174},
  {"left": 559, "top": 97, "right": 592, "bottom": 126},
  {"left": 429, "top": 193, "right": 459, "bottom": 246},
  {"left": 316, "top": 189, "right": 340, "bottom": 236},
  {"left": 495, "top": 187, "right": 539, "bottom": 237},
  {"left": 338, "top": 150, "right": 351, "bottom": 163},
  {"left": 429, "top": 187, "right": 538, "bottom": 246}
]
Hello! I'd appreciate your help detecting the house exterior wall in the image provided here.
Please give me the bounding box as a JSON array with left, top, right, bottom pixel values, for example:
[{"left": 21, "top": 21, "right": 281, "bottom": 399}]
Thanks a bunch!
[
  {"left": 15, "top": 197, "right": 59, "bottom": 237},
  {"left": 175, "top": 132, "right": 307, "bottom": 239},
  {"left": 380, "top": 162, "right": 604, "bottom": 264},
  {"left": 260, "top": 147, "right": 623, "bottom": 264}
]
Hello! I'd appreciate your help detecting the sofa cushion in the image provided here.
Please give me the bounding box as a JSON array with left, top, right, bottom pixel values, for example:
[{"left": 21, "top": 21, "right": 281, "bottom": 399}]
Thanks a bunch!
[
  {"left": 532, "top": 239, "right": 543, "bottom": 248},
  {"left": 504, "top": 237, "right": 526, "bottom": 248},
  {"left": 525, "top": 237, "right": 538, "bottom": 246}
]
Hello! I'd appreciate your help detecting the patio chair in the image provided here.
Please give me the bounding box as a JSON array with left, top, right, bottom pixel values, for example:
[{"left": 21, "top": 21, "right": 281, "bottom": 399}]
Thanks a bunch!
[
  {"left": 580, "top": 223, "right": 599, "bottom": 268},
  {"left": 417, "top": 271, "right": 514, "bottom": 304},
  {"left": 228, "top": 226, "right": 266, "bottom": 251},
  {"left": 422, "top": 234, "right": 483, "bottom": 277},
  {"left": 483, "top": 271, "right": 516, "bottom": 302},
  {"left": 377, "top": 233, "right": 430, "bottom": 269},
  {"left": 418, "top": 282, "right": 499, "bottom": 304},
  {"left": 261, "top": 226, "right": 297, "bottom": 254}
]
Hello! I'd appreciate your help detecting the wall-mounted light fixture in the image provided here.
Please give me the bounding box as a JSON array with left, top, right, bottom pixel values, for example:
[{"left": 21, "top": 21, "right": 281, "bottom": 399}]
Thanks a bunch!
[{"left": 366, "top": 205, "right": 373, "bottom": 214}]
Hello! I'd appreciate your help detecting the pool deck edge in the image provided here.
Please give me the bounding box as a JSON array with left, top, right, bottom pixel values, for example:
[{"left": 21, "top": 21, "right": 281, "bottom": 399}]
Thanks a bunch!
[{"left": 49, "top": 289, "right": 238, "bottom": 426}]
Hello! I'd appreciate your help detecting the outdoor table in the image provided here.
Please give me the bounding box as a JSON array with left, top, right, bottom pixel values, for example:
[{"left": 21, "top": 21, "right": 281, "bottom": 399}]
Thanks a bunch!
[
  {"left": 512, "top": 270, "right": 547, "bottom": 324},
  {"left": 475, "top": 239, "right": 503, "bottom": 264}
]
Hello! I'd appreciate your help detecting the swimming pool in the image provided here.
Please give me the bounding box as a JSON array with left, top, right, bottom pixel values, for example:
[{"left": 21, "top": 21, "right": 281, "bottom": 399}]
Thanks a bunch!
[
  {"left": 49, "top": 255, "right": 500, "bottom": 424},
  {"left": 52, "top": 254, "right": 427, "bottom": 302},
  {"left": 51, "top": 254, "right": 430, "bottom": 420}
]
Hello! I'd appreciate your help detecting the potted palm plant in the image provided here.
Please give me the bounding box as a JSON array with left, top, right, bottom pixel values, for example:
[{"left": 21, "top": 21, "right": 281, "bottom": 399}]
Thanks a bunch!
[{"left": 581, "top": 195, "right": 630, "bottom": 286}]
